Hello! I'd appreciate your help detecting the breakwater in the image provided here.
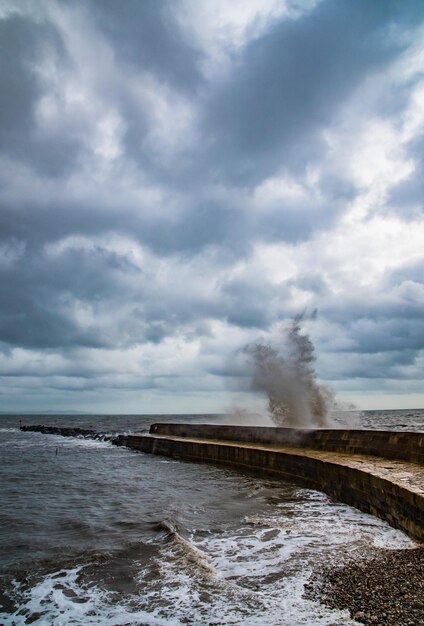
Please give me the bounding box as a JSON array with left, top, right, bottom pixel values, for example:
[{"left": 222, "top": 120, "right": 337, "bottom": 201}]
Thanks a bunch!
[
  {"left": 149, "top": 423, "right": 424, "bottom": 464},
  {"left": 130, "top": 424, "right": 424, "bottom": 543},
  {"left": 20, "top": 424, "right": 126, "bottom": 445},
  {"left": 20, "top": 423, "right": 424, "bottom": 542}
]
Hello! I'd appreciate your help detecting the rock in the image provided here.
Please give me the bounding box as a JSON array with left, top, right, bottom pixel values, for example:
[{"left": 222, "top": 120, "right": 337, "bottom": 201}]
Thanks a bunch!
[{"left": 19, "top": 424, "right": 127, "bottom": 446}]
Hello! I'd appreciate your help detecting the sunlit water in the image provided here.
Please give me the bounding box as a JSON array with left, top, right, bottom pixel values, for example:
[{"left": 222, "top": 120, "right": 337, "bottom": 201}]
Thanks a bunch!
[{"left": 0, "top": 410, "right": 423, "bottom": 625}]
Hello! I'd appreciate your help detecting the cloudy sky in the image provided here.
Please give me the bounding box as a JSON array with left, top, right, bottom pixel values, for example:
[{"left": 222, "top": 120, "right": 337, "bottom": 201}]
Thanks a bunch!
[{"left": 1, "top": 0, "right": 424, "bottom": 414}]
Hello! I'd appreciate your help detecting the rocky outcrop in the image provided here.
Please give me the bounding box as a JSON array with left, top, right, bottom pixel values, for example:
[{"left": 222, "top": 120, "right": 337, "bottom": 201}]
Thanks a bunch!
[
  {"left": 20, "top": 424, "right": 97, "bottom": 437},
  {"left": 19, "top": 424, "right": 126, "bottom": 445}
]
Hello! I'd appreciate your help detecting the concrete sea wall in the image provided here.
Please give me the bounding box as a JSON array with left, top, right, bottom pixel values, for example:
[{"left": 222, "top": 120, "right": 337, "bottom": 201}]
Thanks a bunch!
[
  {"left": 19, "top": 422, "right": 424, "bottom": 542},
  {"left": 126, "top": 424, "right": 424, "bottom": 543},
  {"left": 149, "top": 423, "right": 424, "bottom": 464}
]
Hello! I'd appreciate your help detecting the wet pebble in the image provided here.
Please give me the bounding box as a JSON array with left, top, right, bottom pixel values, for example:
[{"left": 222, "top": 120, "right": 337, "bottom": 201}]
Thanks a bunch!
[{"left": 304, "top": 548, "right": 424, "bottom": 626}]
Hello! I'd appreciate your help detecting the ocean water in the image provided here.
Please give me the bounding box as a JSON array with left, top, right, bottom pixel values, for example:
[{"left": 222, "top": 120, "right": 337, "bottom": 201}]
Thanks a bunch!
[{"left": 0, "top": 409, "right": 423, "bottom": 626}]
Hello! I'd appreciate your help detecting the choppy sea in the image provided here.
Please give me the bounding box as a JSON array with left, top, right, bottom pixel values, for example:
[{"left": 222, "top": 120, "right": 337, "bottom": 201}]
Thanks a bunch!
[{"left": 0, "top": 409, "right": 423, "bottom": 626}]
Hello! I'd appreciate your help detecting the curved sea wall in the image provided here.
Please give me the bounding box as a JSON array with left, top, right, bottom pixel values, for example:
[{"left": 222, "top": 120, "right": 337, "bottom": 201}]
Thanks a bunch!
[
  {"left": 128, "top": 424, "right": 424, "bottom": 543},
  {"left": 149, "top": 423, "right": 424, "bottom": 464},
  {"left": 19, "top": 422, "right": 424, "bottom": 542}
]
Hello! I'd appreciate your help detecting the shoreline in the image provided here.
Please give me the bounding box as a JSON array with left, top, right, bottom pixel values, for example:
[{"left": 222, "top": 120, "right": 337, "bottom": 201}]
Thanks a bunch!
[{"left": 305, "top": 546, "right": 424, "bottom": 626}]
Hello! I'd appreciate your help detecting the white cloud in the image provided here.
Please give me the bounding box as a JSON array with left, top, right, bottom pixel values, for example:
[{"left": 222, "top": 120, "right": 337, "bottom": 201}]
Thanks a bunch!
[
  {"left": 1, "top": 0, "right": 424, "bottom": 412},
  {"left": 176, "top": 0, "right": 320, "bottom": 78}
]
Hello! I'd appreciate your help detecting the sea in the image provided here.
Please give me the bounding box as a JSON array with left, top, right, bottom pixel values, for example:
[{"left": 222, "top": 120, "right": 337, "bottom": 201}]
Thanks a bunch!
[{"left": 0, "top": 409, "right": 423, "bottom": 626}]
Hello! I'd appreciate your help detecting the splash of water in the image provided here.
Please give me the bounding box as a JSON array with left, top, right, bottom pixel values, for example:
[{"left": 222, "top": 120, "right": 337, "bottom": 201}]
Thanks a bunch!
[{"left": 244, "top": 316, "right": 334, "bottom": 428}]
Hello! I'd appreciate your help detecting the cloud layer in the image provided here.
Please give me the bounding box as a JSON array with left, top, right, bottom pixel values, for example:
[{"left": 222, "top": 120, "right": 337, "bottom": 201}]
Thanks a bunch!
[{"left": 1, "top": 0, "right": 424, "bottom": 412}]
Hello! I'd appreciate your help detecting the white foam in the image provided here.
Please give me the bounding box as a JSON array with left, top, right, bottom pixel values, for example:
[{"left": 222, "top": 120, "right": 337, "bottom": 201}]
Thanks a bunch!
[
  {"left": 1, "top": 434, "right": 113, "bottom": 451},
  {"left": 140, "top": 488, "right": 415, "bottom": 625},
  {"left": 2, "top": 487, "right": 416, "bottom": 626},
  {"left": 61, "top": 437, "right": 113, "bottom": 449},
  {"left": 150, "top": 545, "right": 356, "bottom": 626},
  {"left": 0, "top": 566, "right": 178, "bottom": 626},
  {"left": 35, "top": 434, "right": 114, "bottom": 450}
]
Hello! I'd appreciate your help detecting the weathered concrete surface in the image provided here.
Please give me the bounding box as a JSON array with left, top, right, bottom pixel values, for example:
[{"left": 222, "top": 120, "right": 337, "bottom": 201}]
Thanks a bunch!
[
  {"left": 127, "top": 424, "right": 424, "bottom": 543},
  {"left": 150, "top": 423, "right": 424, "bottom": 464}
]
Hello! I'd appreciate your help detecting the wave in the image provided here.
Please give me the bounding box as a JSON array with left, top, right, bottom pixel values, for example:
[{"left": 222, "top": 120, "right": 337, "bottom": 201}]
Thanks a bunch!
[
  {"left": 151, "top": 518, "right": 217, "bottom": 578},
  {"left": 0, "top": 564, "right": 175, "bottom": 626},
  {"left": 1, "top": 504, "right": 412, "bottom": 626}
]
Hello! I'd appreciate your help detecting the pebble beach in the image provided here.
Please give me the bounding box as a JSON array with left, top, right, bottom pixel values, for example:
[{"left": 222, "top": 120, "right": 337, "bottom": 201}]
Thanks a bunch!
[{"left": 305, "top": 547, "right": 424, "bottom": 626}]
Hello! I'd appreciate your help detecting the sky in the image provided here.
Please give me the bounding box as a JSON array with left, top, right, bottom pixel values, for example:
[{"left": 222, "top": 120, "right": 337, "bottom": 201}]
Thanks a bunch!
[{"left": 0, "top": 0, "right": 424, "bottom": 414}]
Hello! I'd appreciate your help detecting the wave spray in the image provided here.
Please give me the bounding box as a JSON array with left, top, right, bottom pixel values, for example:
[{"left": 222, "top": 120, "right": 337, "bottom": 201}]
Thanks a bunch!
[{"left": 244, "top": 315, "right": 334, "bottom": 428}]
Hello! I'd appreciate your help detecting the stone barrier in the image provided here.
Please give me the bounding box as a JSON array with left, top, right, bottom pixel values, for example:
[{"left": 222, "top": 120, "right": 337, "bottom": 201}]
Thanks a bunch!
[
  {"left": 149, "top": 423, "right": 424, "bottom": 464},
  {"left": 124, "top": 423, "right": 424, "bottom": 543},
  {"left": 19, "top": 422, "right": 424, "bottom": 542}
]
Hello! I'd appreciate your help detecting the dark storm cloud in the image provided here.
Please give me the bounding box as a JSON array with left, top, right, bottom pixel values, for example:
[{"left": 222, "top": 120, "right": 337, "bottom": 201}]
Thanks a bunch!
[
  {"left": 0, "top": 2, "right": 201, "bottom": 181},
  {"left": 389, "top": 176, "right": 424, "bottom": 218},
  {"left": 136, "top": 201, "right": 250, "bottom": 257},
  {"left": 218, "top": 275, "right": 288, "bottom": 329},
  {"left": 0, "top": 0, "right": 412, "bottom": 252},
  {"left": 315, "top": 261, "right": 424, "bottom": 382},
  {"left": 0, "top": 245, "right": 109, "bottom": 349},
  {"left": 386, "top": 260, "right": 424, "bottom": 287},
  {"left": 0, "top": 187, "right": 339, "bottom": 258},
  {"left": 84, "top": 0, "right": 203, "bottom": 91},
  {"left": 0, "top": 13, "right": 82, "bottom": 177},
  {"left": 201, "top": 0, "right": 422, "bottom": 184},
  {"left": 322, "top": 349, "right": 419, "bottom": 382},
  {"left": 69, "top": 0, "right": 205, "bottom": 179},
  {"left": 388, "top": 136, "right": 424, "bottom": 218},
  {"left": 0, "top": 237, "right": 223, "bottom": 350},
  {"left": 254, "top": 199, "right": 337, "bottom": 245},
  {"left": 0, "top": 195, "right": 244, "bottom": 262},
  {"left": 0, "top": 0, "right": 424, "bottom": 408},
  {"left": 349, "top": 318, "right": 424, "bottom": 354},
  {"left": 0, "top": 16, "right": 40, "bottom": 147},
  {"left": 290, "top": 274, "right": 329, "bottom": 296}
]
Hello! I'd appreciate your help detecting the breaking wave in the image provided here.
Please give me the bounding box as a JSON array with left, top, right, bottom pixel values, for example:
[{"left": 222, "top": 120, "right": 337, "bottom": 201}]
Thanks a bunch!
[{"left": 243, "top": 315, "right": 335, "bottom": 428}]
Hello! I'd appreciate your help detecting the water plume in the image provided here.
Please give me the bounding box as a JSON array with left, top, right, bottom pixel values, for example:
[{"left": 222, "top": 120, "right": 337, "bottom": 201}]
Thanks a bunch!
[{"left": 244, "top": 315, "right": 335, "bottom": 428}]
